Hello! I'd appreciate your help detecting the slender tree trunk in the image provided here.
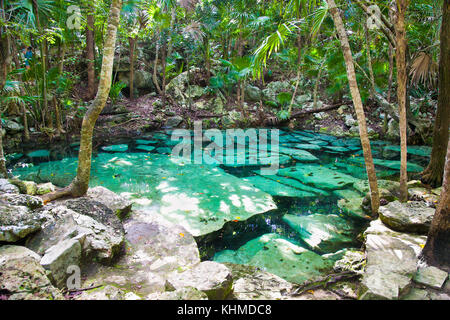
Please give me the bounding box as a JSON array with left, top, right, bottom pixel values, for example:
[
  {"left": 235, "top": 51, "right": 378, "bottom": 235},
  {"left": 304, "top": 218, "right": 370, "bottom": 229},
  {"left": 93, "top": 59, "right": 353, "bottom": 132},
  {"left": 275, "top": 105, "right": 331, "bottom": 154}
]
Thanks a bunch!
[
  {"left": 422, "top": 0, "right": 450, "bottom": 187},
  {"left": 395, "top": 0, "right": 409, "bottom": 202},
  {"left": 129, "top": 37, "right": 135, "bottom": 100},
  {"left": 421, "top": 139, "right": 450, "bottom": 271},
  {"left": 0, "top": 0, "right": 10, "bottom": 177},
  {"left": 153, "top": 33, "right": 162, "bottom": 95},
  {"left": 363, "top": 19, "right": 376, "bottom": 99},
  {"left": 86, "top": 5, "right": 96, "bottom": 100},
  {"left": 42, "top": 0, "right": 123, "bottom": 202},
  {"left": 328, "top": 0, "right": 379, "bottom": 215},
  {"left": 161, "top": 40, "right": 167, "bottom": 104}
]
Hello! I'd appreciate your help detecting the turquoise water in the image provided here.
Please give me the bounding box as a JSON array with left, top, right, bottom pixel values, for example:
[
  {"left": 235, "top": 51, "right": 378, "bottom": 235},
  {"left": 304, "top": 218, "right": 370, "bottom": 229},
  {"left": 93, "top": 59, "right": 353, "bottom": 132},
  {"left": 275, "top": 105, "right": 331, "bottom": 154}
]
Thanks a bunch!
[{"left": 8, "top": 129, "right": 431, "bottom": 283}]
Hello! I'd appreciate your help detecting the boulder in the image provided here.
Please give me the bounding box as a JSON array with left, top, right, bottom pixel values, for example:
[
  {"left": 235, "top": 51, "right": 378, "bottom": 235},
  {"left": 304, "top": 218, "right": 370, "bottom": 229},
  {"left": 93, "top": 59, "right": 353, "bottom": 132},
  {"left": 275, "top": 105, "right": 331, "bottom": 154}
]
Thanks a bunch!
[
  {"left": 86, "top": 186, "right": 132, "bottom": 220},
  {"left": 26, "top": 205, "right": 124, "bottom": 263},
  {"left": 0, "top": 245, "right": 64, "bottom": 300},
  {"left": 245, "top": 84, "right": 262, "bottom": 102},
  {"left": 333, "top": 250, "right": 366, "bottom": 274},
  {"left": 9, "top": 179, "right": 38, "bottom": 195},
  {"left": 224, "top": 263, "right": 293, "bottom": 300},
  {"left": 40, "top": 238, "right": 82, "bottom": 288},
  {"left": 0, "top": 178, "right": 19, "bottom": 194},
  {"left": 2, "top": 119, "right": 24, "bottom": 132},
  {"left": 379, "top": 201, "right": 435, "bottom": 234},
  {"left": 36, "top": 182, "right": 57, "bottom": 195},
  {"left": 166, "top": 261, "right": 233, "bottom": 300},
  {"left": 76, "top": 285, "right": 142, "bottom": 300},
  {"left": 0, "top": 202, "right": 46, "bottom": 242}
]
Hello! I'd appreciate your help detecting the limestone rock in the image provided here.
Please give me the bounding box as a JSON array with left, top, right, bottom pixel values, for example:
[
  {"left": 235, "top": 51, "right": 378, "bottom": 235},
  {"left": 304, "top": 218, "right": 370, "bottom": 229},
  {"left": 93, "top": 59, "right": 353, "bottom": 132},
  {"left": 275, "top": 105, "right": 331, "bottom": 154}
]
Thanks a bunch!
[
  {"left": 166, "top": 261, "right": 233, "bottom": 300},
  {"left": 379, "top": 201, "right": 435, "bottom": 234},
  {"left": 9, "top": 179, "right": 38, "bottom": 195},
  {"left": 36, "top": 182, "right": 57, "bottom": 195},
  {"left": 165, "top": 116, "right": 183, "bottom": 128},
  {"left": 147, "top": 287, "right": 208, "bottom": 300},
  {"left": 282, "top": 214, "right": 357, "bottom": 253},
  {"left": 413, "top": 266, "right": 449, "bottom": 289},
  {"left": 245, "top": 84, "right": 262, "bottom": 102},
  {"left": 0, "top": 193, "right": 43, "bottom": 209},
  {"left": 76, "top": 285, "right": 142, "bottom": 300},
  {"left": 26, "top": 205, "right": 124, "bottom": 263},
  {"left": 0, "top": 202, "right": 46, "bottom": 242},
  {"left": 224, "top": 263, "right": 293, "bottom": 300},
  {"left": 0, "top": 178, "right": 19, "bottom": 194},
  {"left": 0, "top": 245, "right": 64, "bottom": 300},
  {"left": 86, "top": 186, "right": 132, "bottom": 220},
  {"left": 40, "top": 238, "right": 82, "bottom": 288}
]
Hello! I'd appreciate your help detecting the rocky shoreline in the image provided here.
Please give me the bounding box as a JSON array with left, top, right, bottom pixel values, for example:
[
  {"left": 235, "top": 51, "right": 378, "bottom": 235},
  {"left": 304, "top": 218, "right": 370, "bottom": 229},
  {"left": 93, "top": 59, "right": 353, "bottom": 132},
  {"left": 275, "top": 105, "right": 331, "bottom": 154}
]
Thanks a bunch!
[{"left": 1, "top": 176, "right": 448, "bottom": 300}]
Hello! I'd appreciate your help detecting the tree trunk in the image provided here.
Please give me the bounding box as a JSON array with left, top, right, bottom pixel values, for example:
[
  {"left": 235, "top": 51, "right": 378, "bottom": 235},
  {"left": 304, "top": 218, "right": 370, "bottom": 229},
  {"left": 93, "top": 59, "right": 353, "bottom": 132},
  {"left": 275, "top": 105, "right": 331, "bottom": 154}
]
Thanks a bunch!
[
  {"left": 0, "top": 0, "right": 10, "bottom": 177},
  {"left": 421, "top": 139, "right": 450, "bottom": 271},
  {"left": 86, "top": 6, "right": 96, "bottom": 100},
  {"left": 328, "top": 0, "right": 380, "bottom": 215},
  {"left": 152, "top": 33, "right": 162, "bottom": 95},
  {"left": 129, "top": 37, "right": 135, "bottom": 100},
  {"left": 395, "top": 0, "right": 410, "bottom": 202},
  {"left": 363, "top": 19, "right": 376, "bottom": 99},
  {"left": 422, "top": 0, "right": 450, "bottom": 187},
  {"left": 42, "top": 0, "right": 123, "bottom": 202}
]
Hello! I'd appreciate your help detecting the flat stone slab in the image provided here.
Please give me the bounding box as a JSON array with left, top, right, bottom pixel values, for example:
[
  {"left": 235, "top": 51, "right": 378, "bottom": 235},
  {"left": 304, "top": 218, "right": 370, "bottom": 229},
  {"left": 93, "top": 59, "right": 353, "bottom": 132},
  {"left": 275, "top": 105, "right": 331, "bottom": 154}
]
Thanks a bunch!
[
  {"left": 348, "top": 157, "right": 424, "bottom": 173},
  {"left": 379, "top": 201, "right": 435, "bottom": 234},
  {"left": 135, "top": 145, "right": 156, "bottom": 152},
  {"left": 242, "top": 176, "right": 316, "bottom": 198},
  {"left": 282, "top": 214, "right": 357, "bottom": 253},
  {"left": 413, "top": 266, "right": 449, "bottom": 289},
  {"left": 102, "top": 144, "right": 129, "bottom": 152}
]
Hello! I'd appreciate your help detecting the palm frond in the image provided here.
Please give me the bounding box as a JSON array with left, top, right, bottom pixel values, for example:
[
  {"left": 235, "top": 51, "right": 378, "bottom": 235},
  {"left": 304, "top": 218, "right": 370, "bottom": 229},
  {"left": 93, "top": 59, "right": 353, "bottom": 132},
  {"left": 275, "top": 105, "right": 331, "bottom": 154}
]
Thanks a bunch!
[{"left": 409, "top": 52, "right": 438, "bottom": 88}]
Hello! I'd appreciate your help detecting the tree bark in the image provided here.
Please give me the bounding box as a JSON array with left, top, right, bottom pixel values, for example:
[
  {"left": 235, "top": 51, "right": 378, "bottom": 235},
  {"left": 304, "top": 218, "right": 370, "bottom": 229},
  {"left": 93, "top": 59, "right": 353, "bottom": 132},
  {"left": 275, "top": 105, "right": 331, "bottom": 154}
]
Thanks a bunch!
[
  {"left": 42, "top": 0, "right": 123, "bottom": 202},
  {"left": 421, "top": 0, "right": 450, "bottom": 187},
  {"left": 86, "top": 5, "right": 96, "bottom": 100},
  {"left": 327, "top": 0, "right": 380, "bottom": 215},
  {"left": 395, "top": 0, "right": 410, "bottom": 202},
  {"left": 129, "top": 37, "right": 135, "bottom": 100},
  {"left": 363, "top": 19, "right": 376, "bottom": 99},
  {"left": 421, "top": 140, "right": 450, "bottom": 271}
]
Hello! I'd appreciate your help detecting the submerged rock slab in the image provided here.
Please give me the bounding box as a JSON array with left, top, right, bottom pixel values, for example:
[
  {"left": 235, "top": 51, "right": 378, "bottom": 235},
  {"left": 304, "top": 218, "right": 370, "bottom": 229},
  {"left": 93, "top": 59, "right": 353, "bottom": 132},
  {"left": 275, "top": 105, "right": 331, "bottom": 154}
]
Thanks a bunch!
[
  {"left": 278, "top": 164, "right": 359, "bottom": 190},
  {"left": 379, "top": 201, "right": 435, "bottom": 234},
  {"left": 261, "top": 174, "right": 330, "bottom": 196},
  {"left": 102, "top": 144, "right": 129, "bottom": 152},
  {"left": 348, "top": 157, "right": 424, "bottom": 173},
  {"left": 282, "top": 214, "right": 357, "bottom": 253},
  {"left": 214, "top": 233, "right": 335, "bottom": 284},
  {"left": 243, "top": 175, "right": 316, "bottom": 198}
]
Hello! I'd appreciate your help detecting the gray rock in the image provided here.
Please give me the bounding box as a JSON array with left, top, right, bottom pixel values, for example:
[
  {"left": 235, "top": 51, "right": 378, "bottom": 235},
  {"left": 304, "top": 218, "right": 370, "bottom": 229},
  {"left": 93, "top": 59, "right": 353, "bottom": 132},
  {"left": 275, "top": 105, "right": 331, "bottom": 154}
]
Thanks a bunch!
[
  {"left": 0, "top": 178, "right": 19, "bottom": 194},
  {"left": 379, "top": 201, "right": 435, "bottom": 234},
  {"left": 0, "top": 202, "right": 46, "bottom": 242},
  {"left": 345, "top": 114, "right": 357, "bottom": 127},
  {"left": 295, "top": 94, "right": 311, "bottom": 105},
  {"left": 0, "top": 193, "right": 43, "bottom": 209},
  {"left": 245, "top": 84, "right": 262, "bottom": 102},
  {"left": 76, "top": 285, "right": 141, "bottom": 300},
  {"left": 40, "top": 238, "right": 82, "bottom": 288},
  {"left": 413, "top": 266, "right": 449, "bottom": 289},
  {"left": 165, "top": 116, "right": 183, "bottom": 128},
  {"left": 400, "top": 288, "right": 431, "bottom": 300},
  {"left": 0, "top": 245, "right": 64, "bottom": 300},
  {"left": 2, "top": 119, "right": 24, "bottom": 132},
  {"left": 147, "top": 287, "right": 208, "bottom": 300},
  {"left": 86, "top": 186, "right": 132, "bottom": 220},
  {"left": 36, "top": 182, "right": 57, "bottom": 195},
  {"left": 26, "top": 205, "right": 124, "bottom": 263},
  {"left": 166, "top": 261, "right": 233, "bottom": 300},
  {"left": 9, "top": 179, "right": 38, "bottom": 195}
]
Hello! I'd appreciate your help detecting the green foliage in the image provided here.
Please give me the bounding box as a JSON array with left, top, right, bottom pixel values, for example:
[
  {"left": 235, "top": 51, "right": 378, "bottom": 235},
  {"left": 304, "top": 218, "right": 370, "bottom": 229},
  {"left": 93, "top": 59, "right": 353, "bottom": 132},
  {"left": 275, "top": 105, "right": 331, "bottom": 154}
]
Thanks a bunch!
[{"left": 110, "top": 82, "right": 127, "bottom": 104}]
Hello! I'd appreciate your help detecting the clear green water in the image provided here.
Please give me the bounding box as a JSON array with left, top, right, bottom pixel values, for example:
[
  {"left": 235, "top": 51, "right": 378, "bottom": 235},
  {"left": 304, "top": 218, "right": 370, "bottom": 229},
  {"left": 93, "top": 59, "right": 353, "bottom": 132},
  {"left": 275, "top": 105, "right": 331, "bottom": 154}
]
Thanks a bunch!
[{"left": 8, "top": 129, "right": 431, "bottom": 282}]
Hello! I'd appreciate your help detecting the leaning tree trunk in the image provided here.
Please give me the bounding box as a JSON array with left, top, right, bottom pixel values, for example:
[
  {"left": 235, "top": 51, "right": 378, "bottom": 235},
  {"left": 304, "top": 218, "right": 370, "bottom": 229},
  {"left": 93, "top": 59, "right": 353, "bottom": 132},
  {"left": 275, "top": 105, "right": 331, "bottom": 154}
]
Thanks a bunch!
[
  {"left": 328, "top": 0, "right": 380, "bottom": 215},
  {"left": 42, "top": 0, "right": 123, "bottom": 202},
  {"left": 395, "top": 0, "right": 409, "bottom": 202},
  {"left": 420, "top": 140, "right": 450, "bottom": 271},
  {"left": 363, "top": 19, "right": 376, "bottom": 99},
  {"left": 86, "top": 5, "right": 96, "bottom": 100},
  {"left": 422, "top": 0, "right": 450, "bottom": 188}
]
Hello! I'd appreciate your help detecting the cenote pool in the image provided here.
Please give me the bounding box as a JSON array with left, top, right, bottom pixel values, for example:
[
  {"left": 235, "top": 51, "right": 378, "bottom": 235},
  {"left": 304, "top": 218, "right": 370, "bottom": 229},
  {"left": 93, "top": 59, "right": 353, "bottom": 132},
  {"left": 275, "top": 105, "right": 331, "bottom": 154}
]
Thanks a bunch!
[{"left": 7, "top": 129, "right": 432, "bottom": 284}]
